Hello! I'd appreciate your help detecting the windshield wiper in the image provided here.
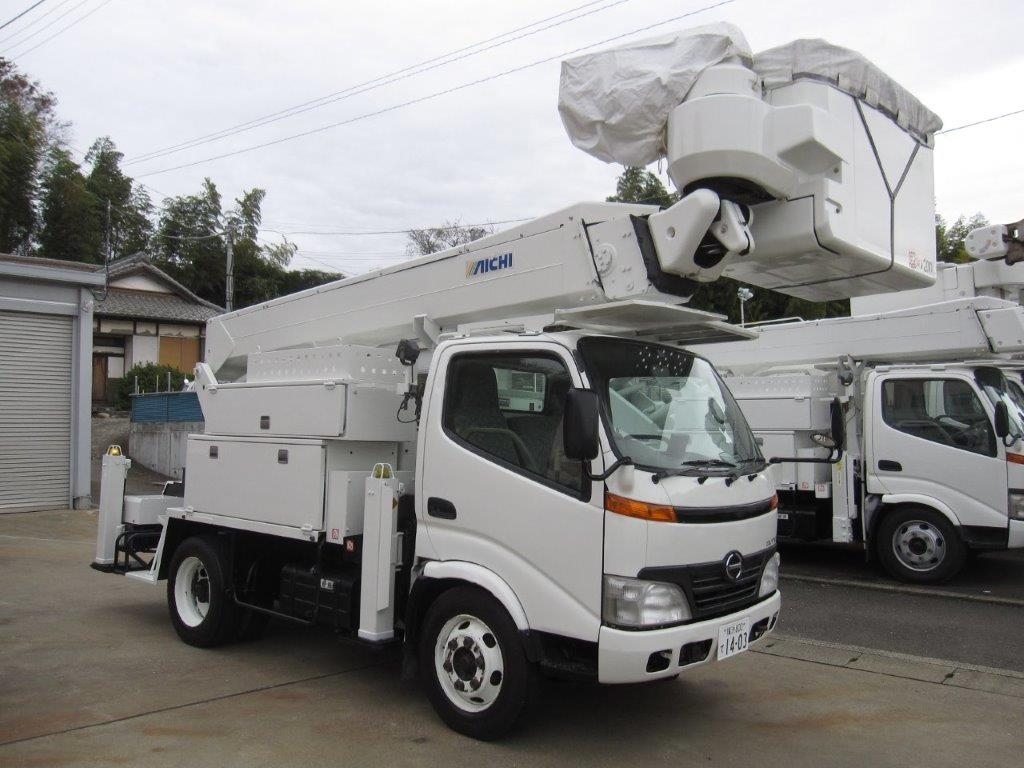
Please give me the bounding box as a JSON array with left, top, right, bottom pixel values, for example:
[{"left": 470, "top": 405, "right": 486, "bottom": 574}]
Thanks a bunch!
[
  {"left": 680, "top": 459, "right": 737, "bottom": 468},
  {"left": 652, "top": 458, "right": 737, "bottom": 484}
]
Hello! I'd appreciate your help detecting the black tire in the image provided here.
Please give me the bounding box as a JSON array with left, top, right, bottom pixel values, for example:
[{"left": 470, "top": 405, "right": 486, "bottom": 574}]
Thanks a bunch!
[
  {"left": 419, "top": 586, "right": 534, "bottom": 740},
  {"left": 167, "top": 535, "right": 239, "bottom": 647},
  {"left": 875, "top": 507, "right": 967, "bottom": 584}
]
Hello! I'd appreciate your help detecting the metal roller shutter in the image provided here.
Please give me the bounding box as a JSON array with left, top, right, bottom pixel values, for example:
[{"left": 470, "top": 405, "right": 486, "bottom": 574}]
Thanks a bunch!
[{"left": 0, "top": 310, "right": 73, "bottom": 512}]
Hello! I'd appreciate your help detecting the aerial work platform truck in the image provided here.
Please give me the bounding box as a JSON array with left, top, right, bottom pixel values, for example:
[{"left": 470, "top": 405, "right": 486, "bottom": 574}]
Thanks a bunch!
[
  {"left": 93, "top": 24, "right": 942, "bottom": 737},
  {"left": 703, "top": 254, "right": 1024, "bottom": 583}
]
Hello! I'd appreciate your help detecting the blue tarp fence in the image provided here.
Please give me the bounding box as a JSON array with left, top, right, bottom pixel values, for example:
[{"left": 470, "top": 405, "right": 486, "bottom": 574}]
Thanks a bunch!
[{"left": 130, "top": 392, "right": 204, "bottom": 423}]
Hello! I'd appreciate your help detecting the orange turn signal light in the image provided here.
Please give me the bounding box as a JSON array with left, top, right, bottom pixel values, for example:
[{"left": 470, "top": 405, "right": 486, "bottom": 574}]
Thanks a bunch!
[
  {"left": 1007, "top": 453, "right": 1024, "bottom": 465},
  {"left": 769, "top": 492, "right": 779, "bottom": 510},
  {"left": 605, "top": 492, "right": 677, "bottom": 523}
]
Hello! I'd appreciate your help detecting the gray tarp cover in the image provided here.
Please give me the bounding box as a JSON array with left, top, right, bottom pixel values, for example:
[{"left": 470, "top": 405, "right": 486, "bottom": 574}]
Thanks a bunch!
[{"left": 558, "top": 25, "right": 942, "bottom": 167}]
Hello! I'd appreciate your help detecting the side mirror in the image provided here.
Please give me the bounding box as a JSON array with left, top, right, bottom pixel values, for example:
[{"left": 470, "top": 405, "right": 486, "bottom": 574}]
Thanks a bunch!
[
  {"left": 563, "top": 388, "right": 600, "bottom": 461},
  {"left": 994, "top": 401, "right": 1010, "bottom": 439}
]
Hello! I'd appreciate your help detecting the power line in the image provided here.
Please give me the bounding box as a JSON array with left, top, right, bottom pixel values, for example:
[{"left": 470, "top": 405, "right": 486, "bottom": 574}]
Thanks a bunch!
[
  {"left": 0, "top": 0, "right": 85, "bottom": 50},
  {"left": 937, "top": 107, "right": 1024, "bottom": 135},
  {"left": 3, "top": 0, "right": 114, "bottom": 59},
  {"left": 125, "top": 0, "right": 633, "bottom": 165},
  {"left": 0, "top": 0, "right": 70, "bottom": 44},
  {"left": 0, "top": 1, "right": 48, "bottom": 33},
  {"left": 5, "top": 0, "right": 115, "bottom": 59},
  {"left": 136, "top": 0, "right": 738, "bottom": 177}
]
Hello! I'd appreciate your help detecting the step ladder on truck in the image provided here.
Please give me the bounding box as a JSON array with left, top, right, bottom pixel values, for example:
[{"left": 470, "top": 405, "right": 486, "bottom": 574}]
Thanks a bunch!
[
  {"left": 702, "top": 247, "right": 1024, "bottom": 584},
  {"left": 91, "top": 24, "right": 943, "bottom": 738}
]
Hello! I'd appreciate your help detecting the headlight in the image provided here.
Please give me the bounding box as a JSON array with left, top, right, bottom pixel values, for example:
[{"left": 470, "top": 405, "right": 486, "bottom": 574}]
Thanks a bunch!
[
  {"left": 758, "top": 552, "right": 781, "bottom": 598},
  {"left": 1009, "top": 492, "right": 1024, "bottom": 521},
  {"left": 602, "top": 575, "right": 691, "bottom": 629}
]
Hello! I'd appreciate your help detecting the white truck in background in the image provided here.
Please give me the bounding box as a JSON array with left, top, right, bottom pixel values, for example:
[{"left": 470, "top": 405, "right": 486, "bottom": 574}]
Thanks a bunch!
[
  {"left": 91, "top": 24, "right": 942, "bottom": 738},
  {"left": 703, "top": 252, "right": 1024, "bottom": 584}
]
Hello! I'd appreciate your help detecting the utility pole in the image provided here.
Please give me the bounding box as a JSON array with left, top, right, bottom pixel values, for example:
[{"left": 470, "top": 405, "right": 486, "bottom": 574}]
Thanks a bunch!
[
  {"left": 104, "top": 199, "right": 112, "bottom": 263},
  {"left": 737, "top": 286, "right": 754, "bottom": 326},
  {"left": 225, "top": 229, "right": 235, "bottom": 312}
]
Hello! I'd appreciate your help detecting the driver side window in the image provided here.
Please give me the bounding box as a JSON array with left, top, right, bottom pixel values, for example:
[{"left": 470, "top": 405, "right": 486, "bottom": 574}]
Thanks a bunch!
[
  {"left": 442, "top": 353, "right": 583, "bottom": 493},
  {"left": 881, "top": 378, "right": 995, "bottom": 457}
]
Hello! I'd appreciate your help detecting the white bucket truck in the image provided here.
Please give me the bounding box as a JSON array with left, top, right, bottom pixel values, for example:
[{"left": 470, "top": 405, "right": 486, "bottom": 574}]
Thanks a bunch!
[
  {"left": 702, "top": 253, "right": 1024, "bottom": 584},
  {"left": 92, "top": 24, "right": 941, "bottom": 737}
]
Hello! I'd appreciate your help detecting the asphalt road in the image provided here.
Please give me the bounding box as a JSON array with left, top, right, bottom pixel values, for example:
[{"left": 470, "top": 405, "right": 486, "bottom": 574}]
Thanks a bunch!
[
  {"left": 780, "top": 540, "right": 1024, "bottom": 601},
  {"left": 2, "top": 509, "right": 1023, "bottom": 768},
  {"left": 775, "top": 541, "right": 1024, "bottom": 673}
]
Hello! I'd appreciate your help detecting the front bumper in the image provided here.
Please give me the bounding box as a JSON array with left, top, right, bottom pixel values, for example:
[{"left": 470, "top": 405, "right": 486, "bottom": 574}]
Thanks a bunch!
[{"left": 597, "top": 590, "right": 782, "bottom": 684}]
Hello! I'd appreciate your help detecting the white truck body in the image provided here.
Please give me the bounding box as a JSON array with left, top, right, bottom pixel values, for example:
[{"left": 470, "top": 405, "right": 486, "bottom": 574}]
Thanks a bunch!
[
  {"left": 92, "top": 25, "right": 944, "bottom": 737},
  {"left": 702, "top": 290, "right": 1024, "bottom": 582}
]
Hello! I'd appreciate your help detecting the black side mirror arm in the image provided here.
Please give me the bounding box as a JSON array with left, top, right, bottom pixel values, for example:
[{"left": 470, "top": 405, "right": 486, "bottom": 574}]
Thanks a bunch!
[
  {"left": 768, "top": 446, "right": 844, "bottom": 466},
  {"left": 584, "top": 457, "right": 634, "bottom": 482}
]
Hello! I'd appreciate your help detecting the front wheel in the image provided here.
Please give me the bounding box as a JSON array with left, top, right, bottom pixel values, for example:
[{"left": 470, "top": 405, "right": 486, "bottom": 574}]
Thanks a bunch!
[
  {"left": 876, "top": 507, "right": 966, "bottom": 584},
  {"left": 167, "top": 535, "right": 239, "bottom": 647},
  {"left": 419, "top": 587, "right": 534, "bottom": 740}
]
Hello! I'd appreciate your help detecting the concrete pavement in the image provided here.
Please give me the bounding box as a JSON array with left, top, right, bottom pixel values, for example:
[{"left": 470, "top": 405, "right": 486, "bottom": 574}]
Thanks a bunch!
[{"left": 2, "top": 509, "right": 1023, "bottom": 767}]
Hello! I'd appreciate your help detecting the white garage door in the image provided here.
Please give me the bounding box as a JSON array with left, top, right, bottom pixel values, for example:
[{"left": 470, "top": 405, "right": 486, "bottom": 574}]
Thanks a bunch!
[{"left": 0, "top": 310, "right": 73, "bottom": 512}]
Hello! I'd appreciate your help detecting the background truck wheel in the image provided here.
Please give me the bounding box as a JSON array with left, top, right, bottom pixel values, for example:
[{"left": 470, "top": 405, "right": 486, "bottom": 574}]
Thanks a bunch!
[
  {"left": 167, "top": 535, "right": 239, "bottom": 647},
  {"left": 876, "top": 507, "right": 966, "bottom": 584},
  {"left": 419, "top": 586, "right": 534, "bottom": 740}
]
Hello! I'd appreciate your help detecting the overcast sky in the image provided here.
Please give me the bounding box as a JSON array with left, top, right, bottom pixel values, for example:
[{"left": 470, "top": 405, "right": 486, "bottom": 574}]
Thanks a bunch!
[{"left": 3, "top": 0, "right": 1022, "bottom": 274}]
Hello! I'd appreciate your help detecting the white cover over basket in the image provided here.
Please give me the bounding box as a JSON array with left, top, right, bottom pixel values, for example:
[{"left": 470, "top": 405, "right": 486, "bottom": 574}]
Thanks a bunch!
[
  {"left": 558, "top": 25, "right": 942, "bottom": 168},
  {"left": 557, "top": 23, "right": 752, "bottom": 167}
]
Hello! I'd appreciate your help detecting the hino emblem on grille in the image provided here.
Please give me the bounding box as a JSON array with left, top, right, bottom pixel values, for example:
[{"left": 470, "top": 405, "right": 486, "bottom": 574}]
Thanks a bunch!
[{"left": 723, "top": 551, "right": 743, "bottom": 581}]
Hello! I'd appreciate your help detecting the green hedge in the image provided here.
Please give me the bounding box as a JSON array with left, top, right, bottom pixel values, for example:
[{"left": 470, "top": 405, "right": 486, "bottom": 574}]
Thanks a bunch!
[{"left": 115, "top": 363, "right": 188, "bottom": 409}]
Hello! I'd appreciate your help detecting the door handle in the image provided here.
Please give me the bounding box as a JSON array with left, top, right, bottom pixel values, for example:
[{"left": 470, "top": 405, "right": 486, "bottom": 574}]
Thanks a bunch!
[
  {"left": 877, "top": 460, "right": 902, "bottom": 472},
  {"left": 427, "top": 497, "right": 457, "bottom": 520}
]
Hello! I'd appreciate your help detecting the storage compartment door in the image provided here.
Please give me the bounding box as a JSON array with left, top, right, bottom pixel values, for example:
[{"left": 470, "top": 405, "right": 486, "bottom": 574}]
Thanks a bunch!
[{"left": 185, "top": 438, "right": 326, "bottom": 530}]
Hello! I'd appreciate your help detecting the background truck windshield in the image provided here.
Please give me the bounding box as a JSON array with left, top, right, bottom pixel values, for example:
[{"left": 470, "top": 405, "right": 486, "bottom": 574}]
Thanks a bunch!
[{"left": 578, "top": 337, "right": 761, "bottom": 473}]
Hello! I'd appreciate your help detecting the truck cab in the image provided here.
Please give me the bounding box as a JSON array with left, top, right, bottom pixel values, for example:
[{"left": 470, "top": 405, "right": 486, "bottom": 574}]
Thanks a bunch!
[
  {"left": 415, "top": 332, "right": 780, "bottom": 705},
  {"left": 864, "top": 364, "right": 1024, "bottom": 579}
]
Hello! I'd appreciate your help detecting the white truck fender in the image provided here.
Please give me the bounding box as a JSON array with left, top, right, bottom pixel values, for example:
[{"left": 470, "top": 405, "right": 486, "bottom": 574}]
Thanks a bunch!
[
  {"left": 420, "top": 560, "right": 530, "bottom": 632},
  {"left": 879, "top": 494, "right": 961, "bottom": 528}
]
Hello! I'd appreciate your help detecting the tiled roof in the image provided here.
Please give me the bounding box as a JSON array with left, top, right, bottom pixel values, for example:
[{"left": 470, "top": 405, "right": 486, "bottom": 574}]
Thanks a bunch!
[
  {"left": 102, "top": 254, "right": 224, "bottom": 312},
  {"left": 95, "top": 288, "right": 222, "bottom": 324}
]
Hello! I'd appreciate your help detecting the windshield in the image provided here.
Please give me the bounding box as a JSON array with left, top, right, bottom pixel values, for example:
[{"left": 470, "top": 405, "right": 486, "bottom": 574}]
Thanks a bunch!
[
  {"left": 975, "top": 367, "right": 1024, "bottom": 436},
  {"left": 578, "top": 337, "right": 762, "bottom": 473}
]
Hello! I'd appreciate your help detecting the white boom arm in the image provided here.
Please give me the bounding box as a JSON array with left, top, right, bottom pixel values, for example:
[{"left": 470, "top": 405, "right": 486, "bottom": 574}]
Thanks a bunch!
[
  {"left": 700, "top": 297, "right": 1024, "bottom": 375},
  {"left": 207, "top": 26, "right": 943, "bottom": 382}
]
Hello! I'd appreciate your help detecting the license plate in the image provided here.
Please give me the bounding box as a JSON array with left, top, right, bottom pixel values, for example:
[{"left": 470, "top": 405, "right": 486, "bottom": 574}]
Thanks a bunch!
[{"left": 717, "top": 617, "right": 750, "bottom": 660}]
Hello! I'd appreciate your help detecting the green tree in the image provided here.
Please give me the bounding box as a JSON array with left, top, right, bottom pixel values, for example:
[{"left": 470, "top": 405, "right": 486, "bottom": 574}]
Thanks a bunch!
[
  {"left": 84, "top": 137, "right": 153, "bottom": 259},
  {"left": 936, "top": 213, "right": 988, "bottom": 263},
  {"left": 36, "top": 149, "right": 99, "bottom": 262},
  {"left": 606, "top": 166, "right": 678, "bottom": 208},
  {"left": 406, "top": 219, "right": 494, "bottom": 256},
  {"left": 154, "top": 180, "right": 339, "bottom": 308},
  {"left": 0, "top": 58, "right": 61, "bottom": 253}
]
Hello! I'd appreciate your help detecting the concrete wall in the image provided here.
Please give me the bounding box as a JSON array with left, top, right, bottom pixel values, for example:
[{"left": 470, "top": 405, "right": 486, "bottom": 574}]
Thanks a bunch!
[{"left": 128, "top": 421, "right": 203, "bottom": 479}]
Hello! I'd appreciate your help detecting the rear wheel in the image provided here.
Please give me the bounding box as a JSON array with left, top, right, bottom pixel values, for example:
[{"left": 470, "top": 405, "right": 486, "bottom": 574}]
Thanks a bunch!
[
  {"left": 167, "top": 535, "right": 239, "bottom": 646},
  {"left": 876, "top": 507, "right": 966, "bottom": 584},
  {"left": 419, "top": 587, "right": 534, "bottom": 740}
]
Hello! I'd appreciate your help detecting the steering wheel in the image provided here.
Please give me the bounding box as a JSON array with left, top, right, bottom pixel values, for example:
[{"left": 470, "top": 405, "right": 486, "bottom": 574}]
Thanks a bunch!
[{"left": 463, "top": 427, "right": 541, "bottom": 474}]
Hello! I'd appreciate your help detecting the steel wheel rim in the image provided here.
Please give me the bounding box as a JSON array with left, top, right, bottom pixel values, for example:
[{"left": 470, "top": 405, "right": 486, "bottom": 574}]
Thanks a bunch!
[
  {"left": 434, "top": 613, "right": 504, "bottom": 713},
  {"left": 174, "top": 556, "right": 211, "bottom": 627},
  {"left": 892, "top": 520, "right": 946, "bottom": 572}
]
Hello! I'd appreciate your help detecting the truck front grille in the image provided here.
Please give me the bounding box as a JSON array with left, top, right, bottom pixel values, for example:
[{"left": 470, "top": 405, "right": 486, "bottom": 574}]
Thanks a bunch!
[
  {"left": 685, "top": 550, "right": 770, "bottom": 620},
  {"left": 638, "top": 546, "right": 775, "bottom": 622}
]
